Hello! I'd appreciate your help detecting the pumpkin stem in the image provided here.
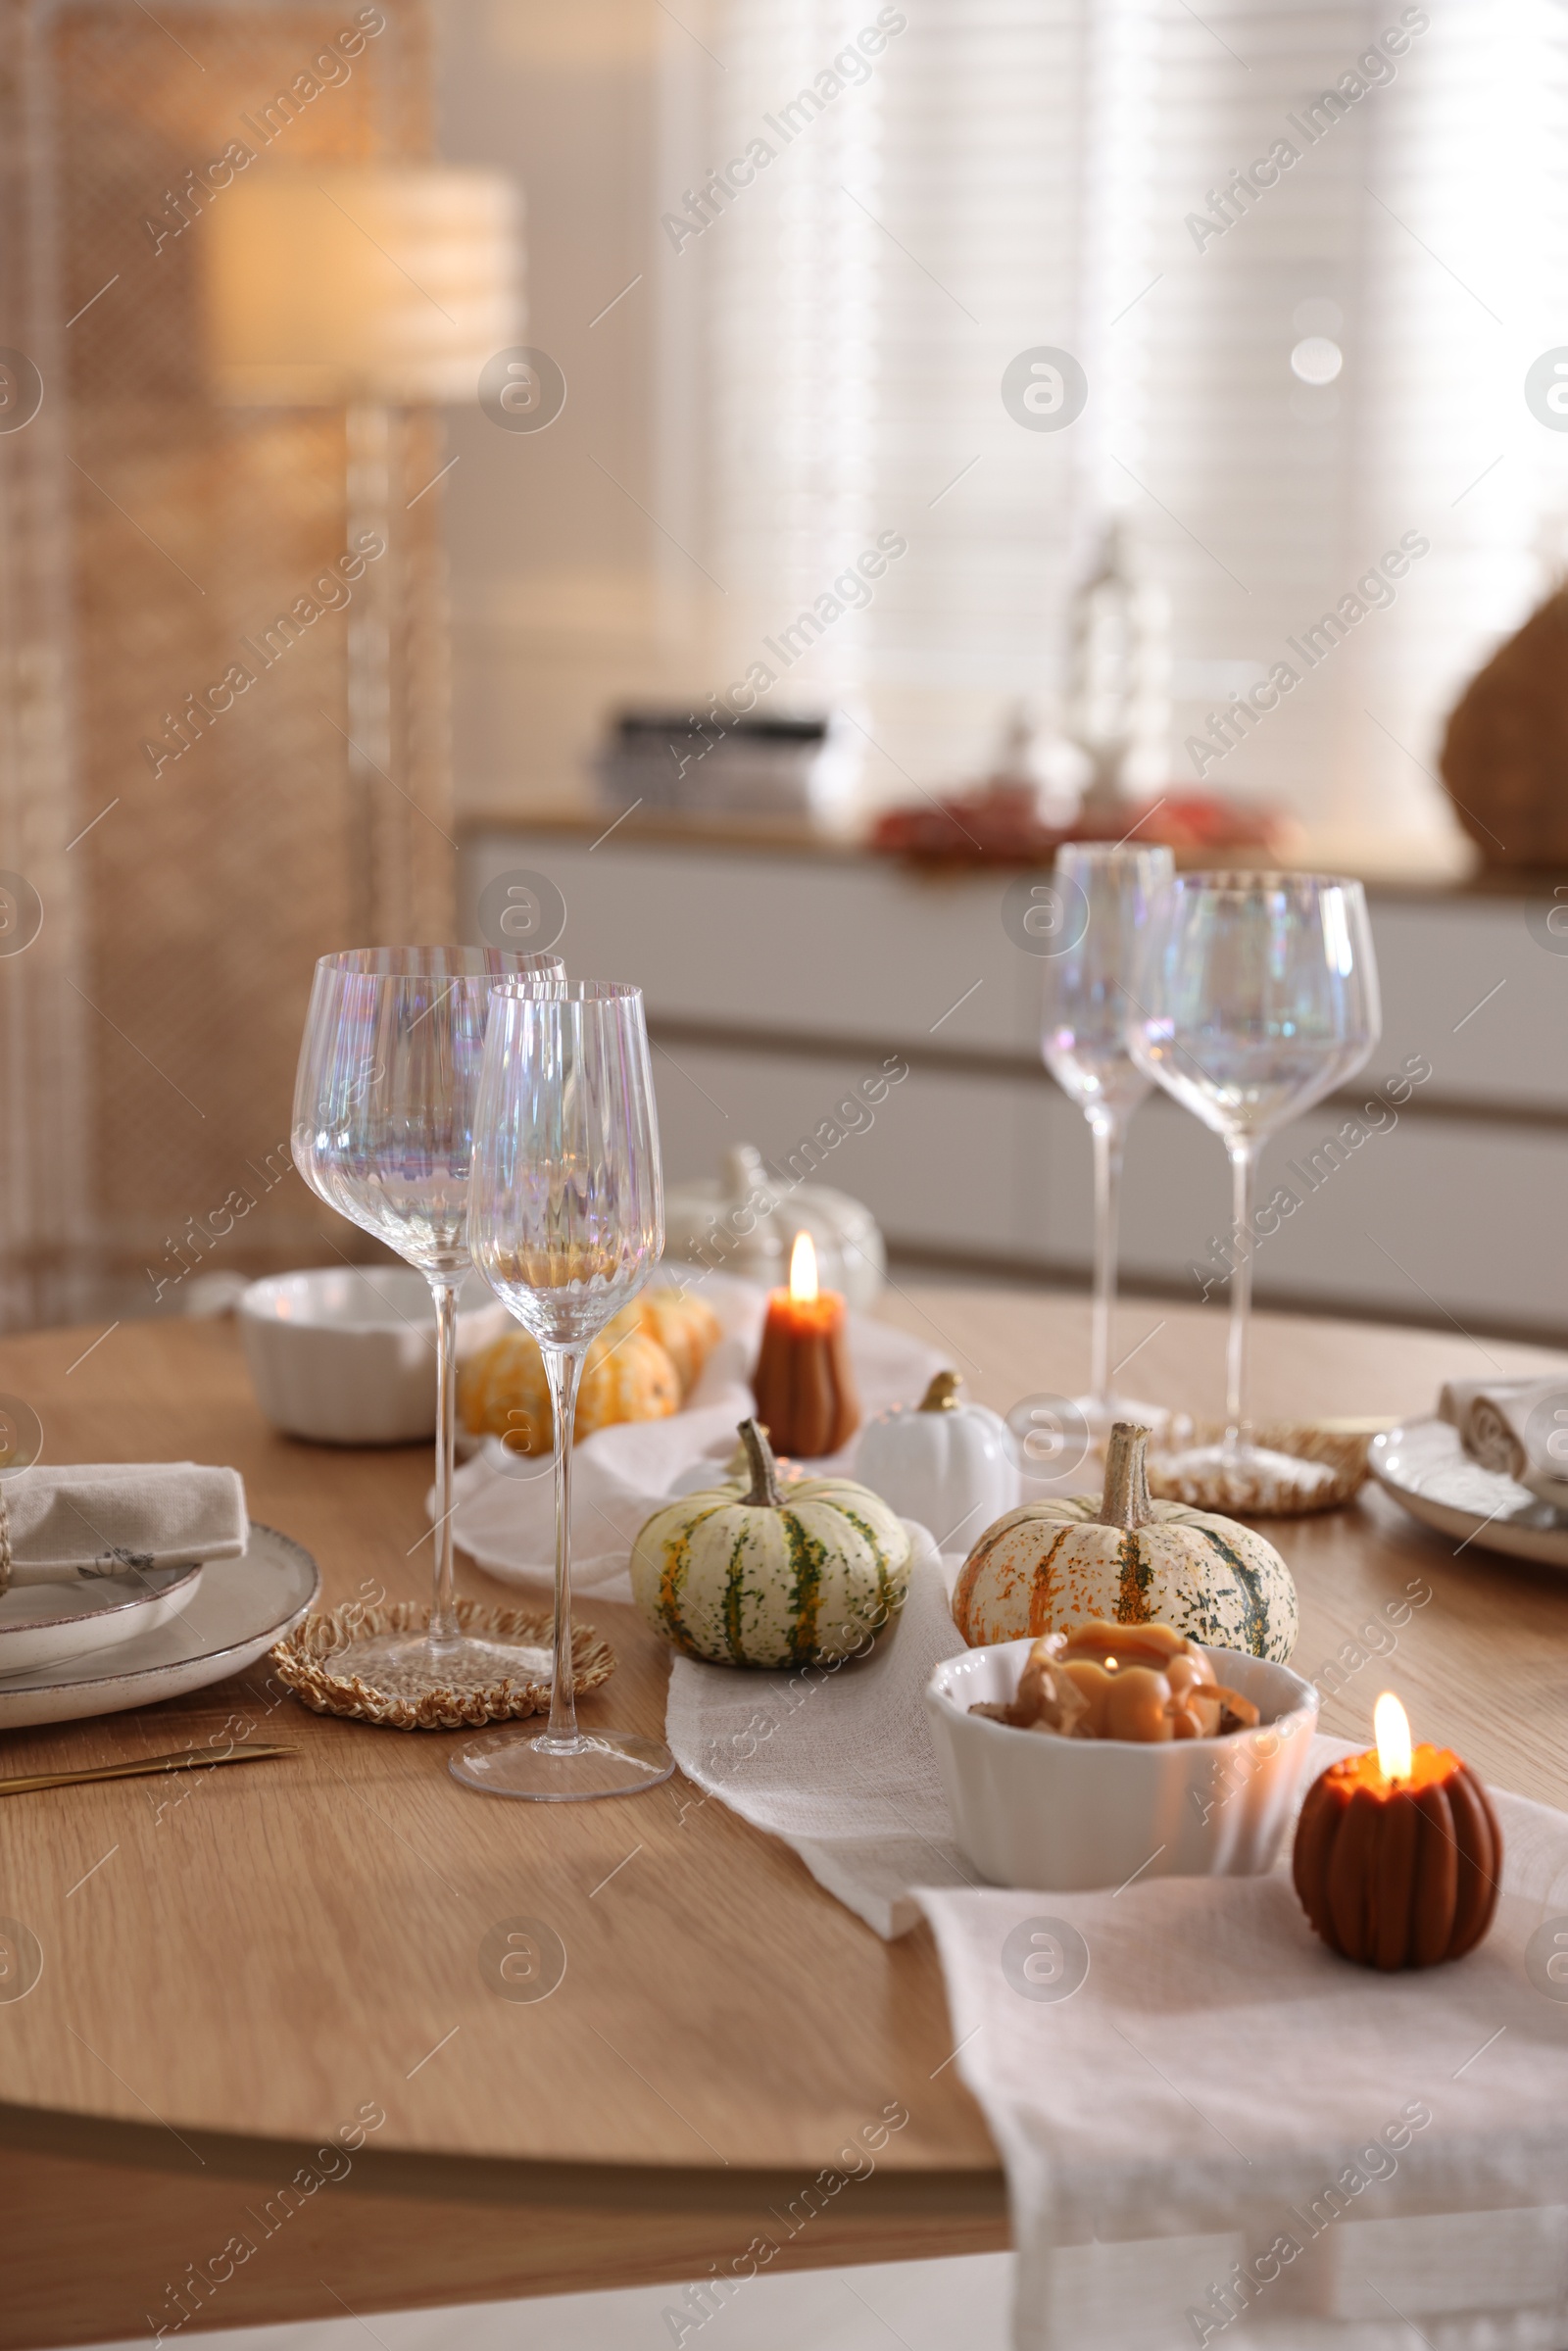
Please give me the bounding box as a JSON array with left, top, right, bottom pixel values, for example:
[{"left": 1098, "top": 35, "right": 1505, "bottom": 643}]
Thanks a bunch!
[
  {"left": 918, "top": 1370, "right": 962, "bottom": 1413},
  {"left": 1099, "top": 1422, "right": 1154, "bottom": 1531},
  {"left": 737, "top": 1416, "right": 785, "bottom": 1507}
]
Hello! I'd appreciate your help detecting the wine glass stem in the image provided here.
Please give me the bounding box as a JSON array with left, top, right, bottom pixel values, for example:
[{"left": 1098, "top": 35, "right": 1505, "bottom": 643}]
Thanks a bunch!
[
  {"left": 542, "top": 1344, "right": 587, "bottom": 1748},
  {"left": 1224, "top": 1138, "right": 1259, "bottom": 1450},
  {"left": 1088, "top": 1109, "right": 1126, "bottom": 1411},
  {"left": 427, "top": 1276, "right": 462, "bottom": 1651}
]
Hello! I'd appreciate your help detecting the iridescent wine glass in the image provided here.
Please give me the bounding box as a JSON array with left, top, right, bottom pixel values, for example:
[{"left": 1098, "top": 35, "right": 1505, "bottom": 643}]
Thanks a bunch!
[
  {"left": 292, "top": 945, "right": 563, "bottom": 1698},
  {"left": 453, "top": 979, "right": 674, "bottom": 1802},
  {"left": 1041, "top": 842, "right": 1174, "bottom": 1432},
  {"left": 1124, "top": 872, "right": 1380, "bottom": 1479}
]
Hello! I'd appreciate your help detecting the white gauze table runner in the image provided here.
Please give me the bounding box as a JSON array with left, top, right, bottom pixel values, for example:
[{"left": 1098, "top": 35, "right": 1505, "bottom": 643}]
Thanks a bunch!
[
  {"left": 918, "top": 1790, "right": 1568, "bottom": 2351},
  {"left": 665, "top": 1541, "right": 974, "bottom": 1934}
]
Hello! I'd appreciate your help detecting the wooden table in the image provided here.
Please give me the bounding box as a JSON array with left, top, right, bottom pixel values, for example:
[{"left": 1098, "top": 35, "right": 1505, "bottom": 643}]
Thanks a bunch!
[{"left": 3, "top": 1289, "right": 1568, "bottom": 2349}]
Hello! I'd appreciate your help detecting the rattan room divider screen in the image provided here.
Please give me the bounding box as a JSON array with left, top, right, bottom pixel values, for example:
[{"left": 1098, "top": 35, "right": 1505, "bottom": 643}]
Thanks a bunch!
[{"left": 0, "top": 0, "right": 453, "bottom": 1330}]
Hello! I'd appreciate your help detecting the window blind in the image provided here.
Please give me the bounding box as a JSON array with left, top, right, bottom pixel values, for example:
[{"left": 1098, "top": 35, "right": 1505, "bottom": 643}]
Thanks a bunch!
[{"left": 657, "top": 0, "right": 1568, "bottom": 846}]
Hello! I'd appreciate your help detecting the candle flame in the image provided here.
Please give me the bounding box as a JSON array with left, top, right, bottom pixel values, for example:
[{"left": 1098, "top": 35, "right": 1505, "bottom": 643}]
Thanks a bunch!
[
  {"left": 1374, "top": 1691, "right": 1412, "bottom": 1783},
  {"left": 789, "top": 1229, "right": 818, "bottom": 1302}
]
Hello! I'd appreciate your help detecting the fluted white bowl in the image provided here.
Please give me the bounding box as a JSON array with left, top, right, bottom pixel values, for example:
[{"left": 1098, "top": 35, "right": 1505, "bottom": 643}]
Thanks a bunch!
[
  {"left": 925, "top": 1639, "right": 1319, "bottom": 1892},
  {"left": 240, "top": 1268, "right": 508, "bottom": 1445}
]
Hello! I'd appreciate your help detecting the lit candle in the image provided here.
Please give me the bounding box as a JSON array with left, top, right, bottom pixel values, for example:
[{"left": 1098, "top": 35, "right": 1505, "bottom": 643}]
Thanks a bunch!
[
  {"left": 751, "top": 1230, "right": 861, "bottom": 1457},
  {"left": 1293, "top": 1692, "right": 1502, "bottom": 1971}
]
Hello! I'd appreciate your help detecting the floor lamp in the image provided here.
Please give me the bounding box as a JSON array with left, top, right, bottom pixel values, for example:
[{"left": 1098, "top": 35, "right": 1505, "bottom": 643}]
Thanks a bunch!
[{"left": 202, "top": 169, "right": 521, "bottom": 936}]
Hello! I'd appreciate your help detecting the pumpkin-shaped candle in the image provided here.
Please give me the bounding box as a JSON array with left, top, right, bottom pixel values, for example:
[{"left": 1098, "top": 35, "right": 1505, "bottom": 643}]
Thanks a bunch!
[
  {"left": 752, "top": 1230, "right": 860, "bottom": 1457},
  {"left": 1293, "top": 1693, "right": 1501, "bottom": 1970}
]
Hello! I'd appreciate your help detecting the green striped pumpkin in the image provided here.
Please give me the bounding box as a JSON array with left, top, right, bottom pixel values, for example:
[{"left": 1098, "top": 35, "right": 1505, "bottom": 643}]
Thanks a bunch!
[
  {"left": 630, "top": 1419, "right": 913, "bottom": 1667},
  {"left": 953, "top": 1422, "right": 1298, "bottom": 1662}
]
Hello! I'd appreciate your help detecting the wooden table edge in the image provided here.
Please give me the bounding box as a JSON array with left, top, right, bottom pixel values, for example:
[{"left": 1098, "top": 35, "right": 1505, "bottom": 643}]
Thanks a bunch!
[
  {"left": 0, "top": 2098, "right": 1010, "bottom": 2348},
  {"left": 0, "top": 2091, "right": 1006, "bottom": 2211}
]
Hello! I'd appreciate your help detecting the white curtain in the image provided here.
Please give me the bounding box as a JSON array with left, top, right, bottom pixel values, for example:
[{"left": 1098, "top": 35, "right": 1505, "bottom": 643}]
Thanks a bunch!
[
  {"left": 658, "top": 0, "right": 1568, "bottom": 848},
  {"left": 0, "top": 0, "right": 92, "bottom": 1334}
]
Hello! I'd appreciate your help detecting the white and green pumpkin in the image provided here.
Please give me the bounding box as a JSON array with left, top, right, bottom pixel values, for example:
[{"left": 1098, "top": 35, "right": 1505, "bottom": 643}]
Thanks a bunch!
[
  {"left": 953, "top": 1421, "right": 1298, "bottom": 1661},
  {"left": 630, "top": 1419, "right": 913, "bottom": 1667}
]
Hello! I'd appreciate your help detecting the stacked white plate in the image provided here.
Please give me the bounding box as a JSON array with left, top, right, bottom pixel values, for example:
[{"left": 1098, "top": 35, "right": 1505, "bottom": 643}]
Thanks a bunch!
[
  {"left": 1370, "top": 1419, "right": 1568, "bottom": 1570},
  {"left": 0, "top": 1523, "right": 319, "bottom": 1729}
]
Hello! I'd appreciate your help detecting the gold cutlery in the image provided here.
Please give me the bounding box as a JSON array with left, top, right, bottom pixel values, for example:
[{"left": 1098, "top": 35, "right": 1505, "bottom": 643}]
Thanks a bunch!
[{"left": 0, "top": 1743, "right": 295, "bottom": 1797}]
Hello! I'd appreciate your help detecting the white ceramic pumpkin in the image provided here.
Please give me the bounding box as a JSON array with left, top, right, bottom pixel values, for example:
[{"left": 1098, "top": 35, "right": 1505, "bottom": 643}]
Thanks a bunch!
[
  {"left": 853, "top": 1372, "right": 1020, "bottom": 1549},
  {"left": 662, "top": 1143, "right": 886, "bottom": 1309},
  {"left": 630, "top": 1419, "right": 912, "bottom": 1666},
  {"left": 953, "top": 1421, "right": 1298, "bottom": 1662}
]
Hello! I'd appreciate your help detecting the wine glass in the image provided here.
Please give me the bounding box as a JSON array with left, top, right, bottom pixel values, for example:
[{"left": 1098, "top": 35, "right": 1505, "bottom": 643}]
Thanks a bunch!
[
  {"left": 292, "top": 946, "right": 564, "bottom": 1698},
  {"left": 1124, "top": 872, "right": 1380, "bottom": 1484},
  {"left": 1040, "top": 842, "right": 1174, "bottom": 1432},
  {"left": 452, "top": 979, "right": 674, "bottom": 1802}
]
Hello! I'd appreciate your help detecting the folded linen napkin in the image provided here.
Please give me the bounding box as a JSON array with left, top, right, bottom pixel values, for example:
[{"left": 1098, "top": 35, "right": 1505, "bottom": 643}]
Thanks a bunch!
[
  {"left": 918, "top": 1784, "right": 1568, "bottom": 2350},
  {"left": 0, "top": 1463, "right": 248, "bottom": 1588},
  {"left": 1439, "top": 1375, "right": 1568, "bottom": 1504},
  {"left": 443, "top": 1271, "right": 945, "bottom": 1600}
]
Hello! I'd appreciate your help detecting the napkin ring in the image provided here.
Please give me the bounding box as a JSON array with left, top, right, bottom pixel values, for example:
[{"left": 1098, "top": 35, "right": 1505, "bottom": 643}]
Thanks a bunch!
[{"left": 269, "top": 1598, "right": 615, "bottom": 1731}]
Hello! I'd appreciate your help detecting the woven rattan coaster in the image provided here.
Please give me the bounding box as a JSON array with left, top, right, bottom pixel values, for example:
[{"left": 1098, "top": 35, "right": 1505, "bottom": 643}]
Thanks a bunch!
[
  {"left": 269, "top": 1599, "right": 614, "bottom": 1731},
  {"left": 1143, "top": 1421, "right": 1376, "bottom": 1516}
]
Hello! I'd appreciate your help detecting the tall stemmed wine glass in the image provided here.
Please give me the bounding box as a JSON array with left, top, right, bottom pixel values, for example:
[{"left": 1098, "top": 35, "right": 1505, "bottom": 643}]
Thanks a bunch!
[
  {"left": 453, "top": 980, "right": 674, "bottom": 1801},
  {"left": 1125, "top": 872, "right": 1380, "bottom": 1485},
  {"left": 1040, "top": 842, "right": 1174, "bottom": 1432},
  {"left": 292, "top": 946, "right": 563, "bottom": 1698}
]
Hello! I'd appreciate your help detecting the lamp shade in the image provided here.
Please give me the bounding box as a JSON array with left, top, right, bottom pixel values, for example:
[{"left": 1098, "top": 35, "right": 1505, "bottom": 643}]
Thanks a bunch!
[{"left": 203, "top": 169, "right": 522, "bottom": 405}]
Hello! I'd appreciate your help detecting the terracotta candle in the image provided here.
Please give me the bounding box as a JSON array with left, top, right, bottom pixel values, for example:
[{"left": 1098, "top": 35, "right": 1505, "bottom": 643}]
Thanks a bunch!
[
  {"left": 751, "top": 1231, "right": 860, "bottom": 1457},
  {"left": 1293, "top": 1692, "right": 1501, "bottom": 1971}
]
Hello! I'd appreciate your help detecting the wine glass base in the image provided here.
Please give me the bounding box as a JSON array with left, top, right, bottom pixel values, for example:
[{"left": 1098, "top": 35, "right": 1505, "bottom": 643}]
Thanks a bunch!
[
  {"left": 1147, "top": 1440, "right": 1338, "bottom": 1513},
  {"left": 450, "top": 1727, "right": 676, "bottom": 1803},
  {"left": 1071, "top": 1392, "right": 1169, "bottom": 1441},
  {"left": 330, "top": 1628, "right": 555, "bottom": 1704}
]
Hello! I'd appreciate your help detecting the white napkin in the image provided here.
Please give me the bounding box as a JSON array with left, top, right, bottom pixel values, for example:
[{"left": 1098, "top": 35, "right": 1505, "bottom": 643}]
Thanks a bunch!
[
  {"left": 1, "top": 1462, "right": 249, "bottom": 1584},
  {"left": 664, "top": 1537, "right": 973, "bottom": 1935},
  {"left": 445, "top": 1271, "right": 946, "bottom": 1603},
  {"left": 1439, "top": 1375, "right": 1568, "bottom": 1503},
  {"left": 918, "top": 1783, "right": 1568, "bottom": 2350}
]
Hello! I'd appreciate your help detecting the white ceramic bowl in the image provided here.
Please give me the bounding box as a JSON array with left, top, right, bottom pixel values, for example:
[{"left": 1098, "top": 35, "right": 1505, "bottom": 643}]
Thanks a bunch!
[
  {"left": 240, "top": 1268, "right": 509, "bottom": 1445},
  {"left": 925, "top": 1640, "right": 1319, "bottom": 1891}
]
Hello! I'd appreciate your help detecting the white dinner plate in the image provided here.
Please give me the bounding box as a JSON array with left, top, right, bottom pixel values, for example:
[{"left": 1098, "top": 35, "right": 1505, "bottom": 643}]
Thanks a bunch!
[
  {"left": 0, "top": 1558, "right": 205, "bottom": 1679},
  {"left": 1369, "top": 1419, "right": 1568, "bottom": 1571},
  {"left": 0, "top": 1522, "right": 319, "bottom": 1729}
]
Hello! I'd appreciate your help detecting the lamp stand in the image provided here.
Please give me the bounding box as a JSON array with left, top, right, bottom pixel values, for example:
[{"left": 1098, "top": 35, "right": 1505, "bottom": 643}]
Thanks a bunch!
[{"left": 344, "top": 399, "right": 394, "bottom": 944}]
